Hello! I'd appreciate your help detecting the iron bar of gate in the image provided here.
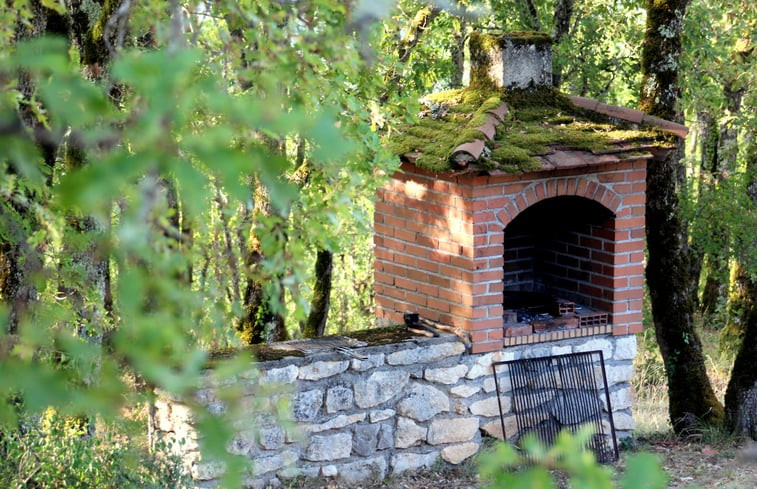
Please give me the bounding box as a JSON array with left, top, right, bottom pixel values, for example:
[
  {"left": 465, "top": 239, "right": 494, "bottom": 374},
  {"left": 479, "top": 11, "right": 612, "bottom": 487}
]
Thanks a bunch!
[{"left": 492, "top": 350, "right": 619, "bottom": 463}]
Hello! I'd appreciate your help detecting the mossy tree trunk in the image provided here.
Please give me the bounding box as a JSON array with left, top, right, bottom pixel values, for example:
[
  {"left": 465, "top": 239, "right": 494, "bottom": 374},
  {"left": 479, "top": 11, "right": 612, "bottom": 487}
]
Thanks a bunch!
[
  {"left": 1, "top": 3, "right": 69, "bottom": 334},
  {"left": 699, "top": 84, "right": 744, "bottom": 314},
  {"left": 640, "top": 0, "right": 724, "bottom": 431},
  {"left": 450, "top": 14, "right": 466, "bottom": 89},
  {"left": 303, "top": 249, "right": 334, "bottom": 338},
  {"left": 724, "top": 133, "right": 757, "bottom": 439},
  {"left": 551, "top": 0, "right": 575, "bottom": 88},
  {"left": 237, "top": 177, "right": 289, "bottom": 345}
]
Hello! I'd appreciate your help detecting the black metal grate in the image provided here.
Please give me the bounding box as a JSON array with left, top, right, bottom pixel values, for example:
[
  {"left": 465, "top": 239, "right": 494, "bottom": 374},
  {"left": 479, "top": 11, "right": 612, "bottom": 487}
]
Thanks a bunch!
[{"left": 492, "top": 350, "right": 619, "bottom": 463}]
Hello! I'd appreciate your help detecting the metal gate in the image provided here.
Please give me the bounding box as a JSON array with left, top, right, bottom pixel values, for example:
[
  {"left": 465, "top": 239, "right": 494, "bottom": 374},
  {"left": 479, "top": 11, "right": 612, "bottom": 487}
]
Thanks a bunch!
[{"left": 492, "top": 350, "right": 619, "bottom": 463}]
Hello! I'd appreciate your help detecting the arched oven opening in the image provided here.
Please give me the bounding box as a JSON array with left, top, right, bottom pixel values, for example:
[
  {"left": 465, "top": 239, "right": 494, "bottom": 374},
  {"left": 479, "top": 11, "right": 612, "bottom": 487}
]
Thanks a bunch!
[{"left": 503, "top": 196, "right": 616, "bottom": 335}]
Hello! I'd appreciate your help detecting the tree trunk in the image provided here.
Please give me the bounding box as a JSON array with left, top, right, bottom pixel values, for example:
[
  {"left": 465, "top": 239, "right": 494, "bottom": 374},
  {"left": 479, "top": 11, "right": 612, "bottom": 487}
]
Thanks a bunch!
[
  {"left": 551, "top": 0, "right": 575, "bottom": 88},
  {"left": 724, "top": 132, "right": 757, "bottom": 438},
  {"left": 640, "top": 0, "right": 724, "bottom": 431},
  {"left": 1, "top": 2, "right": 66, "bottom": 333},
  {"left": 700, "top": 84, "right": 744, "bottom": 314},
  {"left": 237, "top": 178, "right": 288, "bottom": 344},
  {"left": 303, "top": 249, "right": 333, "bottom": 338},
  {"left": 450, "top": 16, "right": 466, "bottom": 89}
]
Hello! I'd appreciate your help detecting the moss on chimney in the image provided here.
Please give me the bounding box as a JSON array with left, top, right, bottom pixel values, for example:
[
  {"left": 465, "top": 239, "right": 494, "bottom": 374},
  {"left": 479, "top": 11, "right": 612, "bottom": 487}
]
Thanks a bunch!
[{"left": 387, "top": 85, "right": 668, "bottom": 174}]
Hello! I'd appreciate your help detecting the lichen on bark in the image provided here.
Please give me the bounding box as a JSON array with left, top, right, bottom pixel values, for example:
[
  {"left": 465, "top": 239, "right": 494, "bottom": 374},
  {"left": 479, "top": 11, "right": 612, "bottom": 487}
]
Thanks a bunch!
[{"left": 640, "top": 0, "right": 724, "bottom": 431}]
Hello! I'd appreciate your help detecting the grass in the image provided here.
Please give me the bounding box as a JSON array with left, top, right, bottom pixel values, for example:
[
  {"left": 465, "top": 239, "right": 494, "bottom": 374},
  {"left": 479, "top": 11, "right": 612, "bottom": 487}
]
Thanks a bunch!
[{"left": 632, "top": 315, "right": 734, "bottom": 437}]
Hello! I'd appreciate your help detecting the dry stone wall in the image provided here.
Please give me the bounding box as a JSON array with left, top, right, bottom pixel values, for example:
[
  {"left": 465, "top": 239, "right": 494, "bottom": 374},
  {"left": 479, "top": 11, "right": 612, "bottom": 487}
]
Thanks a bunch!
[{"left": 152, "top": 333, "right": 637, "bottom": 488}]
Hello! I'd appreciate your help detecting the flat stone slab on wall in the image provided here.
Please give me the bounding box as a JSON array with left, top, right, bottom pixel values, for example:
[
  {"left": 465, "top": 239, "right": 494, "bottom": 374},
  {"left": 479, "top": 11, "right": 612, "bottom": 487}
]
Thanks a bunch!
[{"left": 152, "top": 333, "right": 637, "bottom": 488}]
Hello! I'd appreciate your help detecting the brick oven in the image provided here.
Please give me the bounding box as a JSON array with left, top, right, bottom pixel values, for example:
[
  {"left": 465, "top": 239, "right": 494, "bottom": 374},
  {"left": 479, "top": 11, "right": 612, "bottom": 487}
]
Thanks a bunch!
[{"left": 375, "top": 32, "right": 687, "bottom": 354}]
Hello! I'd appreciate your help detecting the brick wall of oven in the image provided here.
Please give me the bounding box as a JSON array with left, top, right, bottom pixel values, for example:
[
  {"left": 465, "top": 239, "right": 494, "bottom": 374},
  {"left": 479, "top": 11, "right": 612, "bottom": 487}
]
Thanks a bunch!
[{"left": 374, "top": 160, "right": 647, "bottom": 353}]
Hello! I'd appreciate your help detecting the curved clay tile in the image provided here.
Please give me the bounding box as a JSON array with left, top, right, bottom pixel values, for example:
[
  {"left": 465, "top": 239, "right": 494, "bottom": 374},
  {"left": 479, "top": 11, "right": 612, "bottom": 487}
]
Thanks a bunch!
[
  {"left": 568, "top": 95, "right": 688, "bottom": 138},
  {"left": 476, "top": 118, "right": 497, "bottom": 141},
  {"left": 451, "top": 139, "right": 486, "bottom": 165},
  {"left": 486, "top": 103, "right": 510, "bottom": 122}
]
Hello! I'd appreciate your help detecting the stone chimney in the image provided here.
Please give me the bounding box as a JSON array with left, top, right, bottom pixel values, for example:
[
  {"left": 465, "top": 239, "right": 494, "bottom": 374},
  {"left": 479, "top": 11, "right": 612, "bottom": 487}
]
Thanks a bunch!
[{"left": 469, "top": 32, "right": 552, "bottom": 89}]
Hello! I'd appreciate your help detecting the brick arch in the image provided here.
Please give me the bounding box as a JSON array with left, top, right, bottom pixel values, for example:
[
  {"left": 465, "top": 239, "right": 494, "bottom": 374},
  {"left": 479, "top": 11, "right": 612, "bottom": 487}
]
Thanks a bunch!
[{"left": 494, "top": 177, "right": 621, "bottom": 227}]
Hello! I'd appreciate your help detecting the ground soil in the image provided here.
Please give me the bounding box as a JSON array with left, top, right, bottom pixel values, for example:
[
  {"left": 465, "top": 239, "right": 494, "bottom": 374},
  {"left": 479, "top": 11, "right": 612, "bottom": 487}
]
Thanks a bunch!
[{"left": 288, "top": 439, "right": 757, "bottom": 489}]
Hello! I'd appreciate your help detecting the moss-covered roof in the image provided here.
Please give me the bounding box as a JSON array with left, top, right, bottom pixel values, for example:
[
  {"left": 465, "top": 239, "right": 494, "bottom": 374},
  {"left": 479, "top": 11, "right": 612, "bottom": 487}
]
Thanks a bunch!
[{"left": 387, "top": 86, "right": 684, "bottom": 174}]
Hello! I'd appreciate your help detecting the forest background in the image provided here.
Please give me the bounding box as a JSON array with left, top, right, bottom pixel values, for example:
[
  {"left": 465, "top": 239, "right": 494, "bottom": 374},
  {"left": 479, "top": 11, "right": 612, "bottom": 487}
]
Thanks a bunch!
[{"left": 0, "top": 0, "right": 756, "bottom": 487}]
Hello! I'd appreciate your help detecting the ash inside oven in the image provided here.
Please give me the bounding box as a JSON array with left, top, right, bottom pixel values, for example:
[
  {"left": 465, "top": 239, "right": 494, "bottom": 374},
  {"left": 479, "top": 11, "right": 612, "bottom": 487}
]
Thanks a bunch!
[{"left": 503, "top": 291, "right": 607, "bottom": 334}]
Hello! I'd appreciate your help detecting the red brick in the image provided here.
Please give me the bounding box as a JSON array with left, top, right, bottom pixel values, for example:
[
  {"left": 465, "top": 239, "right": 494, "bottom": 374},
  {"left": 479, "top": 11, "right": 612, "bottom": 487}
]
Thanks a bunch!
[
  {"left": 623, "top": 193, "right": 645, "bottom": 205},
  {"left": 473, "top": 294, "right": 502, "bottom": 306},
  {"left": 439, "top": 288, "right": 462, "bottom": 303},
  {"left": 515, "top": 195, "right": 528, "bottom": 211},
  {"left": 427, "top": 297, "right": 451, "bottom": 313},
  {"left": 503, "top": 182, "right": 529, "bottom": 194},
  {"left": 624, "top": 170, "right": 646, "bottom": 182},
  {"left": 395, "top": 253, "right": 416, "bottom": 267},
  {"left": 417, "top": 283, "right": 438, "bottom": 297},
  {"left": 598, "top": 172, "right": 625, "bottom": 183},
  {"left": 384, "top": 286, "right": 406, "bottom": 300},
  {"left": 470, "top": 318, "right": 505, "bottom": 330},
  {"left": 546, "top": 179, "right": 557, "bottom": 198},
  {"left": 525, "top": 186, "right": 538, "bottom": 206},
  {"left": 375, "top": 249, "right": 393, "bottom": 265},
  {"left": 535, "top": 182, "right": 547, "bottom": 201},
  {"left": 628, "top": 323, "right": 643, "bottom": 334},
  {"left": 581, "top": 181, "right": 596, "bottom": 201},
  {"left": 488, "top": 329, "right": 504, "bottom": 340},
  {"left": 488, "top": 281, "right": 504, "bottom": 293},
  {"left": 474, "top": 186, "right": 505, "bottom": 198},
  {"left": 504, "top": 324, "right": 533, "bottom": 337},
  {"left": 632, "top": 182, "right": 646, "bottom": 193},
  {"left": 612, "top": 325, "right": 629, "bottom": 336},
  {"left": 613, "top": 311, "right": 643, "bottom": 323},
  {"left": 473, "top": 211, "right": 496, "bottom": 224},
  {"left": 575, "top": 179, "right": 589, "bottom": 198},
  {"left": 383, "top": 214, "right": 408, "bottom": 229},
  {"left": 405, "top": 291, "right": 428, "bottom": 307},
  {"left": 616, "top": 217, "right": 645, "bottom": 229},
  {"left": 470, "top": 331, "right": 488, "bottom": 342},
  {"left": 416, "top": 258, "right": 441, "bottom": 273},
  {"left": 395, "top": 277, "right": 418, "bottom": 291},
  {"left": 374, "top": 271, "right": 394, "bottom": 285},
  {"left": 470, "top": 341, "right": 503, "bottom": 354},
  {"left": 475, "top": 245, "right": 504, "bottom": 258},
  {"left": 439, "top": 265, "right": 463, "bottom": 280}
]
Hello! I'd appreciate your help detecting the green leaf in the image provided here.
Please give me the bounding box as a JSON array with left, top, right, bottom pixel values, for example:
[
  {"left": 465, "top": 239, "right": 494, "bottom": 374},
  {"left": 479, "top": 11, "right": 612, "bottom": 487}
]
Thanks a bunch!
[{"left": 621, "top": 453, "right": 668, "bottom": 489}]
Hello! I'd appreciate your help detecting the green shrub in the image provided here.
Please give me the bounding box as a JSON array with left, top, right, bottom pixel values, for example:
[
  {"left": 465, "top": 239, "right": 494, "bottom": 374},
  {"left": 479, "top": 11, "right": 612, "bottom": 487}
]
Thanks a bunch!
[
  {"left": 478, "top": 427, "right": 668, "bottom": 489},
  {"left": 0, "top": 410, "right": 188, "bottom": 489}
]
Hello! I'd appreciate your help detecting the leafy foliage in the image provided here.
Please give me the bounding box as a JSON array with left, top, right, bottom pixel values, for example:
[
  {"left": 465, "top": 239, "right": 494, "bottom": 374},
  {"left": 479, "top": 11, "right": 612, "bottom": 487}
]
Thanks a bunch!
[
  {"left": 0, "top": 410, "right": 187, "bottom": 489},
  {"left": 478, "top": 427, "right": 668, "bottom": 489}
]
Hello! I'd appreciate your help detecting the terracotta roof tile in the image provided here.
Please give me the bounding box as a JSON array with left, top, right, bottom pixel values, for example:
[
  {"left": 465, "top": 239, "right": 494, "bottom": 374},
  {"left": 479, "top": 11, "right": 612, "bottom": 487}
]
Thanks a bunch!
[
  {"left": 567, "top": 95, "right": 598, "bottom": 111},
  {"left": 476, "top": 118, "right": 497, "bottom": 140},
  {"left": 451, "top": 140, "right": 485, "bottom": 165},
  {"left": 641, "top": 114, "right": 689, "bottom": 138},
  {"left": 568, "top": 95, "right": 688, "bottom": 138},
  {"left": 487, "top": 103, "right": 510, "bottom": 122},
  {"left": 596, "top": 103, "right": 645, "bottom": 124}
]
